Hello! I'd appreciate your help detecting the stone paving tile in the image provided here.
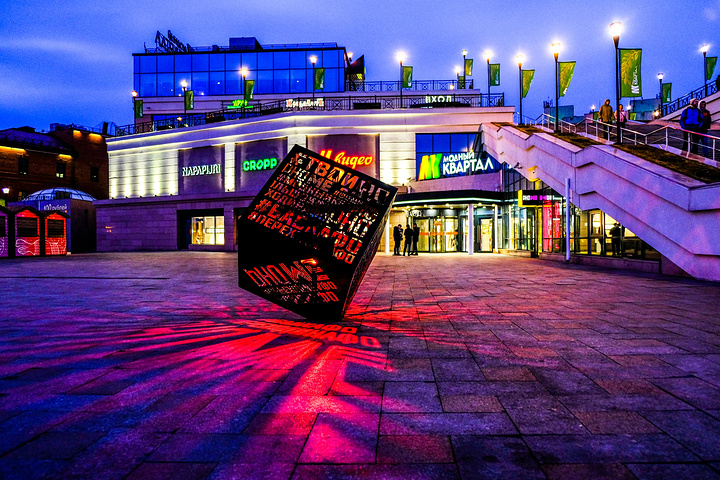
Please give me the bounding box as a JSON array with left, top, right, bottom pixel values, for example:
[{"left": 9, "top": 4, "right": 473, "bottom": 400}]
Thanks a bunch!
[
  {"left": 625, "top": 463, "right": 720, "bottom": 479},
  {"left": 641, "top": 410, "right": 720, "bottom": 461},
  {"left": 382, "top": 381, "right": 442, "bottom": 412},
  {"left": 439, "top": 394, "right": 504, "bottom": 413},
  {"left": 499, "top": 394, "right": 588, "bottom": 434},
  {"left": 3, "top": 431, "right": 106, "bottom": 459},
  {"left": 650, "top": 377, "right": 720, "bottom": 410},
  {"left": 574, "top": 411, "right": 660, "bottom": 434},
  {"left": 380, "top": 412, "right": 516, "bottom": 435},
  {"left": 292, "top": 464, "right": 460, "bottom": 480},
  {"left": 299, "top": 413, "right": 379, "bottom": 464},
  {"left": 452, "top": 435, "right": 545, "bottom": 479},
  {"left": 377, "top": 435, "right": 453, "bottom": 464},
  {"left": 124, "top": 462, "right": 216, "bottom": 480},
  {"left": 208, "top": 462, "right": 295, "bottom": 480},
  {"left": 541, "top": 463, "right": 636, "bottom": 479},
  {"left": 148, "top": 433, "right": 306, "bottom": 463}
]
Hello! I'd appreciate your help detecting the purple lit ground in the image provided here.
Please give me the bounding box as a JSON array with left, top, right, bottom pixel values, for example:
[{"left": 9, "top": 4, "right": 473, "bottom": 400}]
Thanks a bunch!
[{"left": 1, "top": 252, "right": 720, "bottom": 479}]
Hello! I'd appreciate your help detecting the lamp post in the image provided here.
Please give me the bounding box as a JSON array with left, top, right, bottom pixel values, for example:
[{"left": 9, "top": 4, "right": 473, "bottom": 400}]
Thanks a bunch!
[
  {"left": 240, "top": 68, "right": 248, "bottom": 96},
  {"left": 484, "top": 51, "right": 492, "bottom": 99},
  {"left": 310, "top": 55, "right": 317, "bottom": 103},
  {"left": 180, "top": 79, "right": 188, "bottom": 126},
  {"left": 701, "top": 44, "right": 710, "bottom": 97},
  {"left": 397, "top": 52, "right": 406, "bottom": 108},
  {"left": 610, "top": 22, "right": 622, "bottom": 143},
  {"left": 658, "top": 72, "right": 664, "bottom": 114},
  {"left": 462, "top": 49, "right": 467, "bottom": 89},
  {"left": 131, "top": 90, "right": 138, "bottom": 123},
  {"left": 551, "top": 43, "right": 561, "bottom": 133},
  {"left": 516, "top": 54, "right": 524, "bottom": 125},
  {"left": 455, "top": 66, "right": 461, "bottom": 90},
  {"left": 2, "top": 187, "right": 8, "bottom": 206}
]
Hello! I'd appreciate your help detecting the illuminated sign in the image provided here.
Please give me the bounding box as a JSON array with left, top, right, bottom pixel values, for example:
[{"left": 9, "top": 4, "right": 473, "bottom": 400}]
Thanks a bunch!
[
  {"left": 227, "top": 99, "right": 253, "bottom": 110},
  {"left": 181, "top": 164, "right": 221, "bottom": 177},
  {"left": 243, "top": 158, "right": 278, "bottom": 172},
  {"left": 418, "top": 152, "right": 496, "bottom": 180},
  {"left": 42, "top": 203, "right": 69, "bottom": 212},
  {"left": 286, "top": 98, "right": 325, "bottom": 109},
  {"left": 425, "top": 95, "right": 453, "bottom": 103},
  {"left": 319, "top": 150, "right": 374, "bottom": 170},
  {"left": 518, "top": 190, "right": 562, "bottom": 207}
]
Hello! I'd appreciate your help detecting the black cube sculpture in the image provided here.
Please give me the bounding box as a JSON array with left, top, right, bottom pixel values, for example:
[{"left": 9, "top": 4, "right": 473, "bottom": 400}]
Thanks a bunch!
[{"left": 237, "top": 145, "right": 397, "bottom": 321}]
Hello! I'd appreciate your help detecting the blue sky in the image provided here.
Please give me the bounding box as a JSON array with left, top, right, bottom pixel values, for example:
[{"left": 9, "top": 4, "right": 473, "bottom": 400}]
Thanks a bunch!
[{"left": 1, "top": 0, "right": 719, "bottom": 131}]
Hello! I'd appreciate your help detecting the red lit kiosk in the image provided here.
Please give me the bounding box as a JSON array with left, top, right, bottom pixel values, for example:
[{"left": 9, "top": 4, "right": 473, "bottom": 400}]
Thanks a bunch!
[
  {"left": 9, "top": 206, "right": 42, "bottom": 257},
  {"left": 42, "top": 211, "right": 70, "bottom": 256},
  {"left": 0, "top": 205, "right": 10, "bottom": 258}
]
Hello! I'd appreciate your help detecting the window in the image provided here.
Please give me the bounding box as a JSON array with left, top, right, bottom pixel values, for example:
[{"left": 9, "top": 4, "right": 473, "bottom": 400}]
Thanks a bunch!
[
  {"left": 56, "top": 162, "right": 66, "bottom": 178},
  {"left": 157, "top": 73, "right": 174, "bottom": 96},
  {"left": 192, "top": 54, "right": 209, "bottom": 72},
  {"left": 90, "top": 166, "right": 100, "bottom": 182},
  {"left": 209, "top": 72, "right": 225, "bottom": 95},
  {"left": 140, "top": 56, "right": 156, "bottom": 73},
  {"left": 157, "top": 55, "right": 174, "bottom": 73},
  {"left": 140, "top": 74, "right": 157, "bottom": 96},
  {"left": 18, "top": 156, "right": 28, "bottom": 175},
  {"left": 191, "top": 215, "right": 225, "bottom": 245},
  {"left": 209, "top": 53, "right": 225, "bottom": 71}
]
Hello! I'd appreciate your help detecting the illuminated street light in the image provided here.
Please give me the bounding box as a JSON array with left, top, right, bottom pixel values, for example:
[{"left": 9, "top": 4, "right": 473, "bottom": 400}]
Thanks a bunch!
[
  {"left": 484, "top": 50, "right": 492, "bottom": 96},
  {"left": 180, "top": 79, "right": 188, "bottom": 125},
  {"left": 397, "top": 52, "right": 406, "bottom": 107},
  {"left": 610, "top": 22, "right": 622, "bottom": 143},
  {"left": 551, "top": 42, "right": 561, "bottom": 133},
  {"left": 310, "top": 56, "right": 317, "bottom": 102},
  {"left": 701, "top": 44, "right": 710, "bottom": 96},
  {"left": 658, "top": 72, "right": 664, "bottom": 115},
  {"left": 516, "top": 54, "right": 524, "bottom": 125}
]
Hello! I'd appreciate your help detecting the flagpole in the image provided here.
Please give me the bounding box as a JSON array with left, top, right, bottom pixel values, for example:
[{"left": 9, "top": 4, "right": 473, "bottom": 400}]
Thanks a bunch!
[
  {"left": 516, "top": 55, "right": 524, "bottom": 125},
  {"left": 611, "top": 22, "right": 622, "bottom": 144}
]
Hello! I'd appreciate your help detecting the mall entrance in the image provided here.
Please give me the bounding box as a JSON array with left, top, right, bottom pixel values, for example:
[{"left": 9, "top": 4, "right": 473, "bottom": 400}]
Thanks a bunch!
[{"left": 399, "top": 206, "right": 496, "bottom": 253}]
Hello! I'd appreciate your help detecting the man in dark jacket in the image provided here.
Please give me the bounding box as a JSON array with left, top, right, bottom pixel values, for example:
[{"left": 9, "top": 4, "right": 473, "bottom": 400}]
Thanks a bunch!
[
  {"left": 393, "top": 223, "right": 403, "bottom": 255},
  {"left": 411, "top": 224, "right": 420, "bottom": 255},
  {"left": 680, "top": 98, "right": 703, "bottom": 154},
  {"left": 403, "top": 225, "right": 413, "bottom": 256},
  {"left": 599, "top": 99, "right": 614, "bottom": 140},
  {"left": 699, "top": 100, "right": 712, "bottom": 157}
]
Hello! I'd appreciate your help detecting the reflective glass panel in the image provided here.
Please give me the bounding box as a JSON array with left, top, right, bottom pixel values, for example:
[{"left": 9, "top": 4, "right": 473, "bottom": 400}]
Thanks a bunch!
[
  {"left": 257, "top": 70, "right": 273, "bottom": 94},
  {"left": 192, "top": 54, "right": 209, "bottom": 72},
  {"left": 157, "top": 55, "right": 174, "bottom": 73},
  {"left": 209, "top": 71, "right": 224, "bottom": 95},
  {"left": 175, "top": 55, "right": 191, "bottom": 71},
  {"left": 157, "top": 73, "right": 174, "bottom": 96},
  {"left": 226, "top": 53, "right": 242, "bottom": 71},
  {"left": 274, "top": 70, "right": 289, "bottom": 93},
  {"left": 290, "top": 69, "right": 306, "bottom": 93},
  {"left": 140, "top": 56, "right": 156, "bottom": 73},
  {"left": 273, "top": 51, "right": 289, "bottom": 69},
  {"left": 290, "top": 51, "right": 305, "bottom": 68},
  {"left": 258, "top": 52, "right": 273, "bottom": 69},
  {"left": 209, "top": 53, "right": 225, "bottom": 71},
  {"left": 323, "top": 50, "right": 339, "bottom": 68},
  {"left": 140, "top": 74, "right": 156, "bottom": 96},
  {"left": 192, "top": 72, "right": 209, "bottom": 95}
]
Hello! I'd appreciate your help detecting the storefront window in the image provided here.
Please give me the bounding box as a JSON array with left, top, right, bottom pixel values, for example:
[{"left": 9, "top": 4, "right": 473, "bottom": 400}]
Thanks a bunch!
[{"left": 191, "top": 216, "right": 225, "bottom": 245}]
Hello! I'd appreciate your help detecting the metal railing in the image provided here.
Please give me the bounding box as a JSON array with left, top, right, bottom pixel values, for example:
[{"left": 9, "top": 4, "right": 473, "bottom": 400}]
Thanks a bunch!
[
  {"left": 661, "top": 80, "right": 719, "bottom": 117},
  {"left": 535, "top": 113, "right": 578, "bottom": 134},
  {"left": 346, "top": 79, "right": 474, "bottom": 92},
  {"left": 115, "top": 92, "right": 504, "bottom": 137}
]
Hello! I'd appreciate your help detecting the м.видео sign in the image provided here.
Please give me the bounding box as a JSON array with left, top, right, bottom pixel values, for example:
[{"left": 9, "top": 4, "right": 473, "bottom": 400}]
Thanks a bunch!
[{"left": 237, "top": 144, "right": 397, "bottom": 321}]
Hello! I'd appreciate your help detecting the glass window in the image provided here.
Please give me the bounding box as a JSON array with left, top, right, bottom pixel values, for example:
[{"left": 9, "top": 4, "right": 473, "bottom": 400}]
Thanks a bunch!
[
  {"left": 140, "top": 74, "right": 157, "bottom": 96},
  {"left": 258, "top": 52, "right": 273, "bottom": 69},
  {"left": 290, "top": 69, "right": 306, "bottom": 93},
  {"left": 307, "top": 51, "right": 321, "bottom": 67},
  {"left": 140, "top": 56, "right": 156, "bottom": 73},
  {"left": 433, "top": 134, "right": 450, "bottom": 152},
  {"left": 90, "top": 166, "right": 99, "bottom": 182},
  {"left": 416, "top": 134, "right": 432, "bottom": 152},
  {"left": 209, "top": 71, "right": 225, "bottom": 95},
  {"left": 157, "top": 73, "right": 174, "bottom": 96},
  {"left": 273, "top": 51, "right": 289, "bottom": 69},
  {"left": 273, "top": 70, "right": 289, "bottom": 93},
  {"left": 192, "top": 54, "right": 209, "bottom": 72},
  {"left": 323, "top": 50, "right": 339, "bottom": 68},
  {"left": 175, "top": 74, "right": 191, "bottom": 94},
  {"left": 157, "top": 55, "right": 174, "bottom": 73},
  {"left": 324, "top": 68, "right": 339, "bottom": 92},
  {"left": 451, "top": 134, "right": 471, "bottom": 152},
  {"left": 192, "top": 72, "right": 209, "bottom": 95},
  {"left": 209, "top": 53, "right": 225, "bottom": 71},
  {"left": 257, "top": 70, "right": 273, "bottom": 94},
  {"left": 18, "top": 156, "right": 28, "bottom": 175},
  {"left": 175, "top": 54, "right": 191, "bottom": 71},
  {"left": 56, "top": 162, "right": 66, "bottom": 178},
  {"left": 191, "top": 216, "right": 224, "bottom": 245},
  {"left": 134, "top": 74, "right": 140, "bottom": 93},
  {"left": 226, "top": 53, "right": 242, "bottom": 71},
  {"left": 133, "top": 56, "right": 140, "bottom": 74},
  {"left": 226, "top": 71, "right": 241, "bottom": 95},
  {"left": 290, "top": 51, "right": 306, "bottom": 68},
  {"left": 242, "top": 52, "right": 257, "bottom": 70}
]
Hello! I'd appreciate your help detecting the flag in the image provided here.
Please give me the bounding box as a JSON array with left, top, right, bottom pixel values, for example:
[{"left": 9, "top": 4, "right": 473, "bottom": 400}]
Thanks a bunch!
[
  {"left": 619, "top": 48, "right": 642, "bottom": 97},
  {"left": 134, "top": 99, "right": 143, "bottom": 119},
  {"left": 314, "top": 68, "right": 325, "bottom": 90},
  {"left": 464, "top": 59, "right": 473, "bottom": 76},
  {"left": 458, "top": 75, "right": 466, "bottom": 89},
  {"left": 402, "top": 66, "right": 413, "bottom": 88},
  {"left": 662, "top": 83, "right": 672, "bottom": 103},
  {"left": 489, "top": 63, "right": 500, "bottom": 86},
  {"left": 706, "top": 56, "right": 718, "bottom": 81},
  {"left": 244, "top": 80, "right": 255, "bottom": 101},
  {"left": 521, "top": 69, "right": 535, "bottom": 98},
  {"left": 184, "top": 90, "right": 194, "bottom": 110},
  {"left": 558, "top": 61, "right": 576, "bottom": 97}
]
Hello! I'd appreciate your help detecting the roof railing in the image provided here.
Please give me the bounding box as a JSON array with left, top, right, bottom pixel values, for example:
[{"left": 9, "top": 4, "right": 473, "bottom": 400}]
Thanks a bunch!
[{"left": 661, "top": 80, "right": 718, "bottom": 117}]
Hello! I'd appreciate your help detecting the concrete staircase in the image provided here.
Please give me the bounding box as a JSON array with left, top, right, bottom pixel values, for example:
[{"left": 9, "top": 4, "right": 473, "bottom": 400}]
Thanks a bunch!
[{"left": 482, "top": 123, "right": 720, "bottom": 282}]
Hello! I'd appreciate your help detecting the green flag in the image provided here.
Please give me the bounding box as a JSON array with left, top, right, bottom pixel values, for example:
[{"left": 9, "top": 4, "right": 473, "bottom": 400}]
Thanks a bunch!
[
  {"left": 313, "top": 68, "right": 325, "bottom": 90},
  {"left": 558, "top": 61, "right": 575, "bottom": 97},
  {"left": 706, "top": 56, "right": 717, "bottom": 81},
  {"left": 464, "top": 59, "right": 473, "bottom": 76},
  {"left": 402, "top": 66, "right": 413, "bottom": 88},
  {"left": 619, "top": 48, "right": 642, "bottom": 97},
  {"left": 662, "top": 83, "right": 672, "bottom": 103},
  {"left": 521, "top": 69, "right": 535, "bottom": 98},
  {"left": 184, "top": 90, "right": 194, "bottom": 110},
  {"left": 134, "top": 99, "right": 143, "bottom": 119},
  {"left": 244, "top": 80, "right": 255, "bottom": 101},
  {"left": 458, "top": 75, "right": 466, "bottom": 89},
  {"left": 489, "top": 63, "right": 500, "bottom": 86}
]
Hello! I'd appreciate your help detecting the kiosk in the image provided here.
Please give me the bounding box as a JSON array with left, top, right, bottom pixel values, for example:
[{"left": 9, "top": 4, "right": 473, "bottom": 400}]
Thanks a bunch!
[
  {"left": 10, "top": 206, "right": 42, "bottom": 257},
  {"left": 0, "top": 205, "right": 10, "bottom": 258},
  {"left": 43, "top": 211, "right": 70, "bottom": 256}
]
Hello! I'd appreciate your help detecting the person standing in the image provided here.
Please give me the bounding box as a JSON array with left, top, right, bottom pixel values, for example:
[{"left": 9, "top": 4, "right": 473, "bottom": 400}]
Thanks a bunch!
[
  {"left": 411, "top": 223, "right": 420, "bottom": 255},
  {"left": 393, "top": 223, "right": 403, "bottom": 255},
  {"left": 599, "top": 99, "right": 614, "bottom": 140},
  {"left": 403, "top": 224, "right": 413, "bottom": 256},
  {"left": 699, "top": 100, "right": 712, "bottom": 157},
  {"left": 680, "top": 99, "right": 703, "bottom": 154},
  {"left": 609, "top": 222, "right": 622, "bottom": 256},
  {"left": 615, "top": 104, "right": 627, "bottom": 141}
]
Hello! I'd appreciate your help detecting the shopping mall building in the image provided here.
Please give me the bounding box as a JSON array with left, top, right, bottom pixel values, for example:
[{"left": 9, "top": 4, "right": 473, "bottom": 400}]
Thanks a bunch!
[{"left": 97, "top": 32, "right": 673, "bottom": 276}]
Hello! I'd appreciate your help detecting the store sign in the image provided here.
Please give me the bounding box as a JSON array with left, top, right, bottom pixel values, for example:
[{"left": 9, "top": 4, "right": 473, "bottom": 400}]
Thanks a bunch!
[
  {"left": 243, "top": 158, "right": 278, "bottom": 172},
  {"left": 178, "top": 146, "right": 224, "bottom": 195},
  {"left": 418, "top": 152, "right": 497, "bottom": 180},
  {"left": 286, "top": 98, "right": 325, "bottom": 109},
  {"left": 425, "top": 95, "right": 453, "bottom": 103},
  {"left": 236, "top": 138, "right": 287, "bottom": 192},
  {"left": 308, "top": 134, "right": 379, "bottom": 179},
  {"left": 237, "top": 145, "right": 397, "bottom": 321},
  {"left": 181, "top": 164, "right": 221, "bottom": 176},
  {"left": 518, "top": 190, "right": 561, "bottom": 207},
  {"left": 227, "top": 99, "right": 252, "bottom": 110}
]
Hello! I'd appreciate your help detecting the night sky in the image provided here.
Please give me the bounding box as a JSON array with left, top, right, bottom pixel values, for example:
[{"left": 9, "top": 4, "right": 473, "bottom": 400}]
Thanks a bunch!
[{"left": 1, "top": 0, "right": 718, "bottom": 131}]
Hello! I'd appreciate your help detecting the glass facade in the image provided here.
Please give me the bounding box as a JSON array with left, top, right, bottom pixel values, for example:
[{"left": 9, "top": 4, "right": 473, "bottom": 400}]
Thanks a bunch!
[
  {"left": 415, "top": 133, "right": 502, "bottom": 180},
  {"left": 191, "top": 216, "right": 225, "bottom": 245},
  {"left": 134, "top": 48, "right": 346, "bottom": 97}
]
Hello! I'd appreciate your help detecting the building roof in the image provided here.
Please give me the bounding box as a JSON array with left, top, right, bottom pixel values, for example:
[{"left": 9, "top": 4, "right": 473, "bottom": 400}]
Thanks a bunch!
[
  {"left": 0, "top": 127, "right": 70, "bottom": 153},
  {"left": 22, "top": 188, "right": 96, "bottom": 202}
]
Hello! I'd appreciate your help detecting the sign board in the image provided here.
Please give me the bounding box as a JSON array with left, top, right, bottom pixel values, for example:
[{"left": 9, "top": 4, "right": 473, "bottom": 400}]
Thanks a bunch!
[
  {"left": 237, "top": 145, "right": 397, "bottom": 320},
  {"left": 307, "top": 134, "right": 379, "bottom": 179},
  {"left": 236, "top": 138, "right": 287, "bottom": 193},
  {"left": 178, "top": 146, "right": 224, "bottom": 195},
  {"left": 518, "top": 189, "right": 562, "bottom": 207}
]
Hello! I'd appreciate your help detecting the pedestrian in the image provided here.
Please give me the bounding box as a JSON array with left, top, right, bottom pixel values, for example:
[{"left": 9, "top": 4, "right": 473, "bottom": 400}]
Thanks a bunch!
[
  {"left": 615, "top": 104, "right": 627, "bottom": 141},
  {"left": 393, "top": 223, "right": 403, "bottom": 255},
  {"left": 680, "top": 98, "right": 703, "bottom": 154},
  {"left": 699, "top": 100, "right": 712, "bottom": 157},
  {"left": 411, "top": 223, "right": 420, "bottom": 255},
  {"left": 609, "top": 222, "right": 622, "bottom": 256},
  {"left": 599, "top": 99, "right": 614, "bottom": 140},
  {"left": 403, "top": 224, "right": 413, "bottom": 256}
]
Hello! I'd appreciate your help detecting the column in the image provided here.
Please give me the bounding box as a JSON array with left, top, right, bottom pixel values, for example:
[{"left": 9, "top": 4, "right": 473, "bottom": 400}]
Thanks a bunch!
[{"left": 467, "top": 204, "right": 474, "bottom": 255}]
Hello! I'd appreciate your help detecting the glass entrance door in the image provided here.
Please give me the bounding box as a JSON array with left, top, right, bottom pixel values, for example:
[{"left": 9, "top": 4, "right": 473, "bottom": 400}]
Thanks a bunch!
[
  {"left": 479, "top": 218, "right": 493, "bottom": 252},
  {"left": 416, "top": 218, "right": 430, "bottom": 252}
]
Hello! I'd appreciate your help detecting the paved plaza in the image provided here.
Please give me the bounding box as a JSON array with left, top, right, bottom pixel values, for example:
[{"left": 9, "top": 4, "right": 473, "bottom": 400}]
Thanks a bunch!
[{"left": 1, "top": 252, "right": 720, "bottom": 479}]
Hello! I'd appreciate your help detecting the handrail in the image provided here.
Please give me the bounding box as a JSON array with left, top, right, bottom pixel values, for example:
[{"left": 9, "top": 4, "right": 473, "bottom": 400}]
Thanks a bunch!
[
  {"left": 661, "top": 80, "right": 719, "bottom": 117},
  {"left": 346, "top": 79, "right": 474, "bottom": 92},
  {"left": 115, "top": 92, "right": 505, "bottom": 137}
]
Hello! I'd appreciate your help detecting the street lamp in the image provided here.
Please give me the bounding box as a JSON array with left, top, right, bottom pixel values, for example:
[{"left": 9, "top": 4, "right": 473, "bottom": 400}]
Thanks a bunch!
[
  {"left": 484, "top": 50, "right": 492, "bottom": 98},
  {"left": 657, "top": 72, "right": 664, "bottom": 114},
  {"left": 455, "top": 66, "right": 461, "bottom": 89},
  {"left": 551, "top": 42, "right": 561, "bottom": 133},
  {"left": 516, "top": 54, "right": 524, "bottom": 125},
  {"left": 397, "top": 52, "right": 406, "bottom": 108},
  {"left": 131, "top": 90, "right": 138, "bottom": 123},
  {"left": 462, "top": 49, "right": 467, "bottom": 89},
  {"left": 2, "top": 187, "right": 8, "bottom": 206},
  {"left": 610, "top": 21, "right": 622, "bottom": 143},
  {"left": 310, "top": 55, "right": 317, "bottom": 103},
  {"left": 701, "top": 44, "right": 710, "bottom": 96},
  {"left": 180, "top": 79, "right": 188, "bottom": 125}
]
